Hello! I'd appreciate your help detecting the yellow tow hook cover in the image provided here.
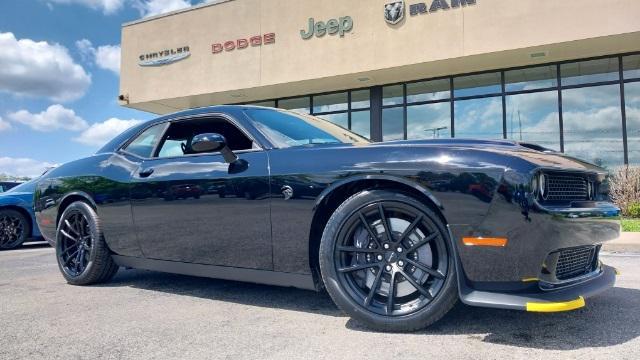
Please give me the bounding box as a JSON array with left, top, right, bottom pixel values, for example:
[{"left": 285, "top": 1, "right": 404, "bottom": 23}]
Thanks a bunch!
[{"left": 526, "top": 296, "right": 585, "bottom": 313}]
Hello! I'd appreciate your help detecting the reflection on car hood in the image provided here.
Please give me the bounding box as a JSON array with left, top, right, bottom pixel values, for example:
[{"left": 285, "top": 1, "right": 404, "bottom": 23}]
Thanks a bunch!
[
  {"left": 0, "top": 192, "right": 33, "bottom": 203},
  {"left": 367, "top": 139, "right": 606, "bottom": 173}
]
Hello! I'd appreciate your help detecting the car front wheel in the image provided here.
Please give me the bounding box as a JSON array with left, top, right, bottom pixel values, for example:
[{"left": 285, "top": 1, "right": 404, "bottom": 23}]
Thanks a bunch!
[
  {"left": 319, "top": 190, "right": 458, "bottom": 332},
  {"left": 0, "top": 209, "right": 30, "bottom": 250},
  {"left": 56, "top": 201, "right": 119, "bottom": 285}
]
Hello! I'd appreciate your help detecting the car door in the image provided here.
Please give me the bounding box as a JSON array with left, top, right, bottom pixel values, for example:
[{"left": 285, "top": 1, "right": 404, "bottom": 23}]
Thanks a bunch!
[{"left": 126, "top": 115, "right": 272, "bottom": 269}]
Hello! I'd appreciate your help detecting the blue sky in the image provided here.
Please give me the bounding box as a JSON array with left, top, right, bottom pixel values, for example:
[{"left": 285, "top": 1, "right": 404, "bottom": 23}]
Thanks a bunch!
[{"left": 0, "top": 0, "right": 210, "bottom": 177}]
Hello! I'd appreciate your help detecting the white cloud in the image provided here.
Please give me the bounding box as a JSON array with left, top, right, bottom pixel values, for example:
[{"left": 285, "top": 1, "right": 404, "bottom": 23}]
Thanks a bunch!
[
  {"left": 76, "top": 38, "right": 94, "bottom": 62},
  {"left": 76, "top": 39, "right": 121, "bottom": 75},
  {"left": 0, "top": 117, "right": 11, "bottom": 132},
  {"left": 74, "top": 118, "right": 144, "bottom": 146},
  {"left": 0, "top": 32, "right": 91, "bottom": 102},
  {"left": 46, "top": 0, "right": 126, "bottom": 14},
  {"left": 7, "top": 105, "right": 89, "bottom": 132},
  {"left": 95, "top": 45, "right": 121, "bottom": 74},
  {"left": 132, "top": 0, "right": 193, "bottom": 18},
  {"left": 0, "top": 157, "right": 58, "bottom": 178}
]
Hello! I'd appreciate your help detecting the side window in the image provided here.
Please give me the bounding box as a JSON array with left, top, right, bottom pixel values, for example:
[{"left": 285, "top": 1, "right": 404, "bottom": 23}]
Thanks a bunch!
[
  {"left": 156, "top": 117, "right": 253, "bottom": 158},
  {"left": 122, "top": 123, "right": 165, "bottom": 158}
]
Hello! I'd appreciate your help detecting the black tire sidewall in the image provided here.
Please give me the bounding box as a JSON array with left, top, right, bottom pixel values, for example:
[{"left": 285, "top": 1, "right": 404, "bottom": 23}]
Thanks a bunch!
[
  {"left": 0, "top": 209, "right": 30, "bottom": 250},
  {"left": 56, "top": 202, "right": 102, "bottom": 284},
  {"left": 319, "top": 190, "right": 458, "bottom": 332}
]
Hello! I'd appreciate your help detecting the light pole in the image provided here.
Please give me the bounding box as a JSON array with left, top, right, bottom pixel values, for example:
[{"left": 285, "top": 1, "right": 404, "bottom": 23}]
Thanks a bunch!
[{"left": 425, "top": 126, "right": 448, "bottom": 139}]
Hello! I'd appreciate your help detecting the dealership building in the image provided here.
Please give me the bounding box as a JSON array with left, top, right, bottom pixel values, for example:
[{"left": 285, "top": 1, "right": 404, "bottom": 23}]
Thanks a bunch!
[{"left": 119, "top": 0, "right": 640, "bottom": 169}]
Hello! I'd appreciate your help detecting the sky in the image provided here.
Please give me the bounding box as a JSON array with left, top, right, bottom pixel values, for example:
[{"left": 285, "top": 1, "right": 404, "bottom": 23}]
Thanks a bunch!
[{"left": 0, "top": 0, "right": 213, "bottom": 178}]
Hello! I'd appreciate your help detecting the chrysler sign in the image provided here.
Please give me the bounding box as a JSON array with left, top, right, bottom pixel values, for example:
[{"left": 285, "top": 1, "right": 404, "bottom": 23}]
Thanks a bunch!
[{"left": 139, "top": 46, "right": 190, "bottom": 67}]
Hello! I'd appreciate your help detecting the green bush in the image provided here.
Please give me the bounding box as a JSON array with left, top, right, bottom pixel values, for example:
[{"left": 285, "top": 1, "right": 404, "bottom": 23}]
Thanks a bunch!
[
  {"left": 629, "top": 202, "right": 640, "bottom": 218},
  {"left": 610, "top": 166, "right": 640, "bottom": 216}
]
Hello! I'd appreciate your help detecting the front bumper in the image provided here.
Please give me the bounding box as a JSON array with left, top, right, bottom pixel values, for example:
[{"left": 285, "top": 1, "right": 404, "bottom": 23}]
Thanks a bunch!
[
  {"left": 459, "top": 264, "right": 616, "bottom": 311},
  {"left": 450, "top": 197, "right": 620, "bottom": 284}
]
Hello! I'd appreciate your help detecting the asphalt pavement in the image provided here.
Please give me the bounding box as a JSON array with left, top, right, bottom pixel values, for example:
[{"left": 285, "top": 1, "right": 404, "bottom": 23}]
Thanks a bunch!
[{"left": 1, "top": 244, "right": 639, "bottom": 360}]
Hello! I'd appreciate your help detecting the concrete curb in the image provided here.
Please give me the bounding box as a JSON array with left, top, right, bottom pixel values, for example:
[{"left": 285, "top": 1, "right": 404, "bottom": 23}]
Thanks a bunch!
[{"left": 603, "top": 232, "right": 640, "bottom": 253}]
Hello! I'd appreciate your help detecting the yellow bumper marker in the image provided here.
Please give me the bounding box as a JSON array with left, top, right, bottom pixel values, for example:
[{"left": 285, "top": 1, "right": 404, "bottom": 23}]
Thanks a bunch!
[
  {"left": 526, "top": 296, "right": 585, "bottom": 313},
  {"left": 521, "top": 277, "right": 539, "bottom": 283}
]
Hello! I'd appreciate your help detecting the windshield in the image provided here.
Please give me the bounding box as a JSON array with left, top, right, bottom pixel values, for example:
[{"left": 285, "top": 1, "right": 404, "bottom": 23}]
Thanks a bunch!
[
  {"left": 6, "top": 179, "right": 37, "bottom": 194},
  {"left": 245, "top": 108, "right": 369, "bottom": 148}
]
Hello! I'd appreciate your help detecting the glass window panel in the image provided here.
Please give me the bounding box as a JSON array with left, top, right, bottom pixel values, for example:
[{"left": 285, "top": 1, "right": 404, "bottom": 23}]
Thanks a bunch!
[
  {"left": 383, "top": 85, "right": 404, "bottom": 106},
  {"left": 247, "top": 100, "right": 276, "bottom": 107},
  {"left": 453, "top": 72, "right": 501, "bottom": 97},
  {"left": 561, "top": 58, "right": 619, "bottom": 86},
  {"left": 562, "top": 85, "right": 624, "bottom": 169},
  {"left": 382, "top": 107, "right": 404, "bottom": 141},
  {"left": 351, "top": 110, "right": 371, "bottom": 139},
  {"left": 625, "top": 82, "right": 640, "bottom": 165},
  {"left": 406, "top": 79, "right": 450, "bottom": 103},
  {"left": 506, "top": 91, "right": 560, "bottom": 150},
  {"left": 454, "top": 97, "right": 504, "bottom": 139},
  {"left": 407, "top": 103, "right": 451, "bottom": 139},
  {"left": 313, "top": 92, "right": 348, "bottom": 113},
  {"left": 505, "top": 65, "right": 558, "bottom": 92},
  {"left": 623, "top": 54, "right": 640, "bottom": 80},
  {"left": 123, "top": 124, "right": 165, "bottom": 158},
  {"left": 278, "top": 97, "right": 310, "bottom": 114},
  {"left": 351, "top": 90, "right": 370, "bottom": 109},
  {"left": 317, "top": 112, "right": 348, "bottom": 129}
]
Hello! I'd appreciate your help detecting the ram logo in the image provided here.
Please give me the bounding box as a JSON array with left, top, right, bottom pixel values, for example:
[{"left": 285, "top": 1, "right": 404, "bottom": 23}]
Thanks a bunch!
[{"left": 384, "top": 1, "right": 405, "bottom": 25}]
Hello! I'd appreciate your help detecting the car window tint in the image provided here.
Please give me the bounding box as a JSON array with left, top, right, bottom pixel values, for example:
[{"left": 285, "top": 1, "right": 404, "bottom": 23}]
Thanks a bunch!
[
  {"left": 123, "top": 123, "right": 165, "bottom": 158},
  {"left": 156, "top": 117, "right": 253, "bottom": 157},
  {"left": 245, "top": 109, "right": 369, "bottom": 148}
]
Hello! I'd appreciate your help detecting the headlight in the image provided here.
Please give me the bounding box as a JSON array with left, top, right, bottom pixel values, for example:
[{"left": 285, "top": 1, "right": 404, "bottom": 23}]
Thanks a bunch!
[
  {"left": 539, "top": 173, "right": 546, "bottom": 199},
  {"left": 531, "top": 175, "right": 538, "bottom": 194}
]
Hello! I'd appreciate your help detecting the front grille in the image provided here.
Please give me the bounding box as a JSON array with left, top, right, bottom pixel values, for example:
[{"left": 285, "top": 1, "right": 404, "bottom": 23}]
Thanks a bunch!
[
  {"left": 555, "top": 246, "right": 598, "bottom": 280},
  {"left": 544, "top": 173, "right": 588, "bottom": 201}
]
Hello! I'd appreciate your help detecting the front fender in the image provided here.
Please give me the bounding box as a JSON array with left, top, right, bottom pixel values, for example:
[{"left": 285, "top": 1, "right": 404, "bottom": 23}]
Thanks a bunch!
[{"left": 313, "top": 173, "right": 444, "bottom": 212}]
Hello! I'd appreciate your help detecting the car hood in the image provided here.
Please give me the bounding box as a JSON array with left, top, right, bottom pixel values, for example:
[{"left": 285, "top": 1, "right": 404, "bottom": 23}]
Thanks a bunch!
[
  {"left": 364, "top": 139, "right": 606, "bottom": 174},
  {"left": 0, "top": 192, "right": 33, "bottom": 205}
]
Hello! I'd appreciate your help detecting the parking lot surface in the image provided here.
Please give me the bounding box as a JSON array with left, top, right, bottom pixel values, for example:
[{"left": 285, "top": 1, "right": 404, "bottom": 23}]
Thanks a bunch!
[{"left": 1, "top": 245, "right": 639, "bottom": 360}]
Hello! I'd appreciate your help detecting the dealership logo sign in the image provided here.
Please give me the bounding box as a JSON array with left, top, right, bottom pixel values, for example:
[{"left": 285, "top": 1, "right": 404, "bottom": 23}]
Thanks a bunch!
[
  {"left": 300, "top": 16, "right": 353, "bottom": 39},
  {"left": 139, "top": 46, "right": 190, "bottom": 67},
  {"left": 408, "top": 0, "right": 476, "bottom": 17},
  {"left": 212, "top": 33, "right": 276, "bottom": 54},
  {"left": 384, "top": 1, "right": 405, "bottom": 25}
]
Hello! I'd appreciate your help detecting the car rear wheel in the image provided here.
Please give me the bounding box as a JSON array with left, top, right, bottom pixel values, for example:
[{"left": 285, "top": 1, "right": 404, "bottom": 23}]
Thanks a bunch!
[
  {"left": 319, "top": 190, "right": 458, "bottom": 332},
  {"left": 56, "top": 201, "right": 119, "bottom": 285},
  {"left": 0, "top": 209, "right": 30, "bottom": 250}
]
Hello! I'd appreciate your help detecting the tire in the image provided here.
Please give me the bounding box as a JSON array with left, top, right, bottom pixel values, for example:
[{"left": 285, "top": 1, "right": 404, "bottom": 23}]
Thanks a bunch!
[
  {"left": 319, "top": 190, "right": 458, "bottom": 332},
  {"left": 56, "top": 201, "right": 119, "bottom": 285},
  {"left": 0, "top": 209, "right": 30, "bottom": 250}
]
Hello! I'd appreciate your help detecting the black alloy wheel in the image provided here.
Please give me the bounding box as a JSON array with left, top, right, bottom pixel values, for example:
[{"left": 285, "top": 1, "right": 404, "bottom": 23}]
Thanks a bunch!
[
  {"left": 320, "top": 190, "right": 458, "bottom": 332},
  {"left": 0, "top": 209, "right": 30, "bottom": 250},
  {"left": 56, "top": 201, "right": 119, "bottom": 285},
  {"left": 58, "top": 209, "right": 93, "bottom": 277}
]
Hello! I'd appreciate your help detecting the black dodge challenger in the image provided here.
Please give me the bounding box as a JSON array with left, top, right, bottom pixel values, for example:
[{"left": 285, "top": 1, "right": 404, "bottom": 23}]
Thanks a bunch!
[{"left": 34, "top": 106, "right": 621, "bottom": 331}]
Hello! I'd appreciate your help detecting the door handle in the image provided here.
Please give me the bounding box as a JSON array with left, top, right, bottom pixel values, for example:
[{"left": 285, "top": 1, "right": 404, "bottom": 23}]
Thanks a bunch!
[{"left": 138, "top": 168, "right": 154, "bottom": 178}]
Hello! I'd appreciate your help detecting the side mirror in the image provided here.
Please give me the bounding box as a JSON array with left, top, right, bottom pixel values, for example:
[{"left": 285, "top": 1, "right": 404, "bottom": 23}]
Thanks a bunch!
[{"left": 191, "top": 133, "right": 238, "bottom": 163}]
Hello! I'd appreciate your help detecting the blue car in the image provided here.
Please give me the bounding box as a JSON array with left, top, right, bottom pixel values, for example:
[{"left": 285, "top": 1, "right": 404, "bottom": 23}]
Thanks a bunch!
[{"left": 0, "top": 180, "right": 43, "bottom": 250}]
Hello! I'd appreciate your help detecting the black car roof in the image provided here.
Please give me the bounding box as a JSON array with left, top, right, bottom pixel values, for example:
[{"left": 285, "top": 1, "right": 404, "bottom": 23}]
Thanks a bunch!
[{"left": 97, "top": 105, "right": 271, "bottom": 154}]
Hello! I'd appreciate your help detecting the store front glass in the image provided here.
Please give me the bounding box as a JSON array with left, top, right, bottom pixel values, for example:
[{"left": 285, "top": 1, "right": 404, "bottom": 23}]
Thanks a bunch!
[{"left": 247, "top": 53, "right": 639, "bottom": 167}]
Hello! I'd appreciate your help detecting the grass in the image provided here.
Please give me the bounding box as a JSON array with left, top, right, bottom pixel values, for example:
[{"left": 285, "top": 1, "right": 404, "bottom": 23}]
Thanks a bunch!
[{"left": 622, "top": 218, "right": 640, "bottom": 232}]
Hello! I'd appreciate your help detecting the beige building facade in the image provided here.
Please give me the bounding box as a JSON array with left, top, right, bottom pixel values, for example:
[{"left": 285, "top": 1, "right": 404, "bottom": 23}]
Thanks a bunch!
[{"left": 120, "top": 0, "right": 640, "bottom": 167}]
